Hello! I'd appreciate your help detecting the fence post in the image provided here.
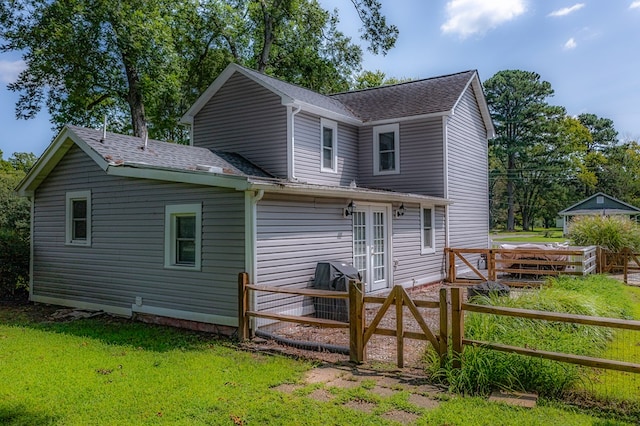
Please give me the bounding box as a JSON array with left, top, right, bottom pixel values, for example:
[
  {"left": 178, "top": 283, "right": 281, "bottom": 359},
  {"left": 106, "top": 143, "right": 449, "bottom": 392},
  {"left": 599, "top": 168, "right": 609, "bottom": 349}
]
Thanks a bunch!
[
  {"left": 349, "top": 280, "right": 365, "bottom": 364},
  {"left": 439, "top": 288, "right": 448, "bottom": 368},
  {"left": 624, "top": 247, "right": 630, "bottom": 284},
  {"left": 488, "top": 249, "right": 496, "bottom": 281},
  {"left": 596, "top": 246, "right": 602, "bottom": 274},
  {"left": 237, "top": 272, "right": 250, "bottom": 341},
  {"left": 448, "top": 249, "right": 456, "bottom": 283},
  {"left": 451, "top": 287, "right": 464, "bottom": 369},
  {"left": 395, "top": 286, "right": 404, "bottom": 368}
]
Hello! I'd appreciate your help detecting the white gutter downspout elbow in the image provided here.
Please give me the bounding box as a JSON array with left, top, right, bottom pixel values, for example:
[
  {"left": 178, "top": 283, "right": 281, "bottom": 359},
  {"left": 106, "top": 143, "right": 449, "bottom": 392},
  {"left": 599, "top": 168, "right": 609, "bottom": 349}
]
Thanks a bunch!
[{"left": 287, "top": 105, "right": 302, "bottom": 180}]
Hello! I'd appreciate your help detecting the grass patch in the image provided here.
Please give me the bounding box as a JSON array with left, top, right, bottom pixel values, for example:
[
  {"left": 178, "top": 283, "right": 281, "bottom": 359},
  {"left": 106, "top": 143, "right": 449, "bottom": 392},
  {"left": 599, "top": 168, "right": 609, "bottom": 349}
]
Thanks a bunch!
[
  {"left": 1, "top": 302, "right": 637, "bottom": 425},
  {"left": 426, "top": 275, "right": 639, "bottom": 403}
]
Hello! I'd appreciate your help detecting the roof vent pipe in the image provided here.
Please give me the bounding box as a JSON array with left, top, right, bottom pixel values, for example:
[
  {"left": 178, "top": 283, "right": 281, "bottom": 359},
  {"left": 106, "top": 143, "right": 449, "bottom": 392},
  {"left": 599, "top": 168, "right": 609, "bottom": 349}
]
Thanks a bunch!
[
  {"left": 100, "top": 115, "right": 107, "bottom": 143},
  {"left": 143, "top": 132, "right": 148, "bottom": 150}
]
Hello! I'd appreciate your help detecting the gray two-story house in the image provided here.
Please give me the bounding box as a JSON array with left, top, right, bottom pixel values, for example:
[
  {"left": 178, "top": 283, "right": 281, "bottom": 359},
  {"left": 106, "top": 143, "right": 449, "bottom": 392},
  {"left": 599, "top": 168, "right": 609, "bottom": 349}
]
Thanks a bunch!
[{"left": 18, "top": 63, "right": 494, "bottom": 331}]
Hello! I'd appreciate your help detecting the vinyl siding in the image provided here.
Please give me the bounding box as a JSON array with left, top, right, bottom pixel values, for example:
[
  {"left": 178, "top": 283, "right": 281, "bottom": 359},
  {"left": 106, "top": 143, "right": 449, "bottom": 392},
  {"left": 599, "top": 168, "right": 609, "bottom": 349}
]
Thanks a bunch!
[
  {"left": 357, "top": 118, "right": 445, "bottom": 197},
  {"left": 293, "top": 111, "right": 359, "bottom": 186},
  {"left": 446, "top": 86, "right": 489, "bottom": 249},
  {"left": 32, "top": 145, "right": 245, "bottom": 322},
  {"left": 255, "top": 194, "right": 353, "bottom": 316},
  {"left": 192, "top": 72, "right": 288, "bottom": 178},
  {"left": 254, "top": 195, "right": 447, "bottom": 319},
  {"left": 392, "top": 204, "right": 447, "bottom": 286}
]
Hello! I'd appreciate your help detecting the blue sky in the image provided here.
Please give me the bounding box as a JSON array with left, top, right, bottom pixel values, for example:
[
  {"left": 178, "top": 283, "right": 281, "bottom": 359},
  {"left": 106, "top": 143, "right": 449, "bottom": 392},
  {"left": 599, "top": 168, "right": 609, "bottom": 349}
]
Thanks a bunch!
[{"left": 1, "top": 0, "right": 639, "bottom": 159}]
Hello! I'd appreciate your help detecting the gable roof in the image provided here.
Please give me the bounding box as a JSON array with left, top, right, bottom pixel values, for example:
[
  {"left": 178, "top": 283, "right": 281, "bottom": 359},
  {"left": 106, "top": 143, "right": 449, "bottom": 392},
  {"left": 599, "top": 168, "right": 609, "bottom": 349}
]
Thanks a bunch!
[
  {"left": 17, "top": 125, "right": 270, "bottom": 196},
  {"left": 330, "top": 71, "right": 475, "bottom": 122},
  {"left": 16, "top": 125, "right": 452, "bottom": 206},
  {"left": 181, "top": 63, "right": 360, "bottom": 125},
  {"left": 558, "top": 192, "right": 640, "bottom": 216},
  {"left": 180, "top": 63, "right": 495, "bottom": 137}
]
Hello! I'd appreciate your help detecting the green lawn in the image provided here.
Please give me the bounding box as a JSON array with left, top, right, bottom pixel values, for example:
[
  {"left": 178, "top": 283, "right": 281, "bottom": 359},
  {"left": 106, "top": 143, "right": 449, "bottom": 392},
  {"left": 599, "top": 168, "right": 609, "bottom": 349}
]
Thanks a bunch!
[
  {"left": 0, "top": 304, "right": 635, "bottom": 425},
  {"left": 491, "top": 228, "right": 567, "bottom": 243}
]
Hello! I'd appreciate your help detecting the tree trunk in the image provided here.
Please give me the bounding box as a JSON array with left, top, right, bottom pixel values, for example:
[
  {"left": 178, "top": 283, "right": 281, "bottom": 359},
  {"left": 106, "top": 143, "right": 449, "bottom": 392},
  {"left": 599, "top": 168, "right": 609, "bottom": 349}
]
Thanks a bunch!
[
  {"left": 122, "top": 57, "right": 147, "bottom": 141},
  {"left": 507, "top": 153, "right": 515, "bottom": 231},
  {"left": 258, "top": 1, "right": 275, "bottom": 73}
]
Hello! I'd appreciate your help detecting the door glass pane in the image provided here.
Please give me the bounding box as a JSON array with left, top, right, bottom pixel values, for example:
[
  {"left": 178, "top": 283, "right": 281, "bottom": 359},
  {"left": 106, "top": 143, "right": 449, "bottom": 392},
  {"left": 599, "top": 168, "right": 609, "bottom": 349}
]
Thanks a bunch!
[
  {"left": 352, "top": 211, "right": 367, "bottom": 284},
  {"left": 372, "top": 211, "right": 386, "bottom": 283}
]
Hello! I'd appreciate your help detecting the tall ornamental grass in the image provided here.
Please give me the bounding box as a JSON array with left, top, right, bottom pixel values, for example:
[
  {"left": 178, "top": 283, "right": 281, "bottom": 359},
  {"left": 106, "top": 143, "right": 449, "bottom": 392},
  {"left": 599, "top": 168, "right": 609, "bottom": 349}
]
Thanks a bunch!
[
  {"left": 568, "top": 215, "right": 640, "bottom": 252},
  {"left": 426, "top": 275, "right": 635, "bottom": 397}
]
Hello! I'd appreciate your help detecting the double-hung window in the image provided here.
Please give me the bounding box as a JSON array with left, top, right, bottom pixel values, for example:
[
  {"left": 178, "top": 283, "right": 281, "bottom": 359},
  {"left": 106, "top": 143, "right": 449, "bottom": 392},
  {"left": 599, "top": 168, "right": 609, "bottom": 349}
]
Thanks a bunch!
[
  {"left": 373, "top": 123, "right": 400, "bottom": 175},
  {"left": 165, "top": 204, "right": 202, "bottom": 270},
  {"left": 320, "top": 118, "right": 338, "bottom": 173},
  {"left": 421, "top": 206, "right": 435, "bottom": 254},
  {"left": 65, "top": 190, "right": 91, "bottom": 246}
]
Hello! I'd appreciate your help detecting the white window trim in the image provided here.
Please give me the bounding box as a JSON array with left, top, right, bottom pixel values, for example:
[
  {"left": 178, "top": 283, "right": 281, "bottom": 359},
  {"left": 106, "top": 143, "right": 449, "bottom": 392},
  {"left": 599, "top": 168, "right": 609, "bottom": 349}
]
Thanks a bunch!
[
  {"left": 373, "top": 123, "right": 400, "bottom": 175},
  {"left": 421, "top": 205, "right": 436, "bottom": 254},
  {"left": 65, "top": 190, "right": 91, "bottom": 246},
  {"left": 164, "top": 203, "right": 202, "bottom": 271},
  {"left": 320, "top": 118, "right": 338, "bottom": 173}
]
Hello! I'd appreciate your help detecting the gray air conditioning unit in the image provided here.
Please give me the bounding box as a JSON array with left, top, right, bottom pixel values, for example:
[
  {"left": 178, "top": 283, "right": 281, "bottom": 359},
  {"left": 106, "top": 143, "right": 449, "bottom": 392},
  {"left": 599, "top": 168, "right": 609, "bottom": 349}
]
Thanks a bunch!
[{"left": 312, "top": 261, "right": 361, "bottom": 322}]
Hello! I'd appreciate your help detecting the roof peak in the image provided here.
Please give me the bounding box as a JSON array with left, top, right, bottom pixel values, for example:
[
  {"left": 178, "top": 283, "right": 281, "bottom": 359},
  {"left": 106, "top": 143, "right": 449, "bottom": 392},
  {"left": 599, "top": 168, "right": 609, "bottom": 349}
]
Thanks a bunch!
[{"left": 329, "top": 69, "right": 477, "bottom": 96}]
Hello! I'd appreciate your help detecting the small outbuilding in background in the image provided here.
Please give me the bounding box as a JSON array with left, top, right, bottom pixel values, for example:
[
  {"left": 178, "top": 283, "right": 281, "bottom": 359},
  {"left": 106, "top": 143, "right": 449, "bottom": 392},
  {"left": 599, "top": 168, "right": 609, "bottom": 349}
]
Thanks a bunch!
[{"left": 559, "top": 192, "right": 640, "bottom": 235}]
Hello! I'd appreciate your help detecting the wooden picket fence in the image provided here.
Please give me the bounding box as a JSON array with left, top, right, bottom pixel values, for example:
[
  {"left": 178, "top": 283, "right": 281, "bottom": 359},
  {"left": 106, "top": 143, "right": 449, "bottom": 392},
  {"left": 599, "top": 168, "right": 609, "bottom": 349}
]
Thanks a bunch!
[{"left": 238, "top": 272, "right": 640, "bottom": 374}]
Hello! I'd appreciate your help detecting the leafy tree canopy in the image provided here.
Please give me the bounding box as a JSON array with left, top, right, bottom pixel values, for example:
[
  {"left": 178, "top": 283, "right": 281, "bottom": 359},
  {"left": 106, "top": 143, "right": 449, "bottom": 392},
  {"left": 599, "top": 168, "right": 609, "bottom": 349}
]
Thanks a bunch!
[{"left": 0, "top": 0, "right": 398, "bottom": 142}]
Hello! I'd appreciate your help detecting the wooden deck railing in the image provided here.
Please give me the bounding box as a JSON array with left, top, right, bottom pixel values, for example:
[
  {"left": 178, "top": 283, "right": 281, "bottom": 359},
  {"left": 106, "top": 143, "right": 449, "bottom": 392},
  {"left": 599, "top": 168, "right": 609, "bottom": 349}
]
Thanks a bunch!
[{"left": 446, "top": 246, "right": 598, "bottom": 286}]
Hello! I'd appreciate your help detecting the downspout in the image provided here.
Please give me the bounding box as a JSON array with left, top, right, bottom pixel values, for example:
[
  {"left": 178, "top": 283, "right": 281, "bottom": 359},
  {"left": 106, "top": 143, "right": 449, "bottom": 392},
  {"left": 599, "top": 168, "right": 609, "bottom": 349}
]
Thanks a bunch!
[
  {"left": 244, "top": 189, "right": 264, "bottom": 335},
  {"left": 28, "top": 196, "right": 34, "bottom": 300},
  {"left": 287, "top": 105, "right": 302, "bottom": 180},
  {"left": 442, "top": 115, "right": 450, "bottom": 249}
]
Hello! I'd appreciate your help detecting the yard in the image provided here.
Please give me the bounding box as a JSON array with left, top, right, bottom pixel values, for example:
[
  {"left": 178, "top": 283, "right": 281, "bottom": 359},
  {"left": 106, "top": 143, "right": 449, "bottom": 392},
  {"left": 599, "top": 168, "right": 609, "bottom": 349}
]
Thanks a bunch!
[{"left": 0, "top": 300, "right": 637, "bottom": 425}]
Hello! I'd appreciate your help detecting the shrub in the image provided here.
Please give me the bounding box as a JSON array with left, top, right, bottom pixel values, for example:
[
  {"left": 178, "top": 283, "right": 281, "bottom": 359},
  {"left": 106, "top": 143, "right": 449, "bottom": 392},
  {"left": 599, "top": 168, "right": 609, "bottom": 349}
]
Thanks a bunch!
[
  {"left": 568, "top": 215, "right": 640, "bottom": 251},
  {"left": 0, "top": 228, "right": 29, "bottom": 301}
]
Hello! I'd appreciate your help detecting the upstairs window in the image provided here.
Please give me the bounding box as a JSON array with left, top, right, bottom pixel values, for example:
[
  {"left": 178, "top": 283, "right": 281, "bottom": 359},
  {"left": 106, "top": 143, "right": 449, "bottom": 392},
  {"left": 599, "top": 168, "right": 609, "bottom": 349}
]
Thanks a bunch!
[
  {"left": 320, "top": 118, "right": 338, "bottom": 173},
  {"left": 421, "top": 206, "right": 435, "bottom": 254},
  {"left": 165, "top": 204, "right": 202, "bottom": 270},
  {"left": 65, "top": 190, "right": 91, "bottom": 246},
  {"left": 373, "top": 123, "right": 400, "bottom": 175},
  {"left": 596, "top": 195, "right": 604, "bottom": 204}
]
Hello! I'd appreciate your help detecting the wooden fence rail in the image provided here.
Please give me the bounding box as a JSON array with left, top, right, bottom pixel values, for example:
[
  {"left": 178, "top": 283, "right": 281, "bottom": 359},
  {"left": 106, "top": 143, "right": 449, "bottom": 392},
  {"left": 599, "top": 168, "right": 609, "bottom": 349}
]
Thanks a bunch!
[
  {"left": 451, "top": 289, "right": 640, "bottom": 374},
  {"left": 239, "top": 270, "right": 640, "bottom": 375}
]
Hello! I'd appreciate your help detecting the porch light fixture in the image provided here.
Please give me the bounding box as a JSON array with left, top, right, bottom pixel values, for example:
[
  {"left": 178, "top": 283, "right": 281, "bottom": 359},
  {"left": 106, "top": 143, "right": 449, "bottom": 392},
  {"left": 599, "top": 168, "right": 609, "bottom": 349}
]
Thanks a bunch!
[
  {"left": 344, "top": 201, "right": 355, "bottom": 217},
  {"left": 395, "top": 203, "right": 406, "bottom": 218}
]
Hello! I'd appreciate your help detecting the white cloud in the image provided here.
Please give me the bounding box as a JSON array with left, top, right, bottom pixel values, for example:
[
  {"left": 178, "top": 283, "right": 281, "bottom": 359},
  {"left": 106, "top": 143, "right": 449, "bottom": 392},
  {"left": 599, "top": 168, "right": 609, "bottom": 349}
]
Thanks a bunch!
[
  {"left": 564, "top": 37, "right": 577, "bottom": 50},
  {"left": 441, "top": 0, "right": 527, "bottom": 38},
  {"left": 548, "top": 3, "right": 585, "bottom": 17},
  {"left": 0, "top": 60, "right": 25, "bottom": 83},
  {"left": 631, "top": 1, "right": 640, "bottom": 9}
]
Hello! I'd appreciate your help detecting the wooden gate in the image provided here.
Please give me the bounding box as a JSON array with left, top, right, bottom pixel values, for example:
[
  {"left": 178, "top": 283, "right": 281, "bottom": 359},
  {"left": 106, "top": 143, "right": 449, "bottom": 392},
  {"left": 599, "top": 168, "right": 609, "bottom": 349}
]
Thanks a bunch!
[{"left": 357, "top": 285, "right": 446, "bottom": 368}]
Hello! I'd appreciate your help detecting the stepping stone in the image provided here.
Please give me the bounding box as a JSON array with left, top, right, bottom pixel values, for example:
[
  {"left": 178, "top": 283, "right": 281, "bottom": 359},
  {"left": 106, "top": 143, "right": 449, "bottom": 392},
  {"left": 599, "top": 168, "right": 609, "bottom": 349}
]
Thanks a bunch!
[
  {"left": 305, "top": 367, "right": 344, "bottom": 384},
  {"left": 329, "top": 378, "right": 360, "bottom": 389},
  {"left": 408, "top": 393, "right": 440, "bottom": 409},
  {"left": 381, "top": 410, "right": 419, "bottom": 424},
  {"left": 344, "top": 400, "right": 377, "bottom": 413},
  {"left": 488, "top": 390, "right": 538, "bottom": 408},
  {"left": 308, "top": 388, "right": 334, "bottom": 402},
  {"left": 272, "top": 383, "right": 301, "bottom": 393},
  {"left": 376, "top": 376, "right": 407, "bottom": 390},
  {"left": 370, "top": 386, "right": 396, "bottom": 398}
]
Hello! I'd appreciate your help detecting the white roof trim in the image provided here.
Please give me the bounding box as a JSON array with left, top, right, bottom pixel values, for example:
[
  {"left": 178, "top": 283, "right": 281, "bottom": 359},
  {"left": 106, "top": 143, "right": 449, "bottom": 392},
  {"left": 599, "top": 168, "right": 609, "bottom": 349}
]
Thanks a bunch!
[
  {"left": 451, "top": 71, "right": 495, "bottom": 139},
  {"left": 16, "top": 126, "right": 110, "bottom": 196},
  {"left": 247, "top": 179, "right": 452, "bottom": 205}
]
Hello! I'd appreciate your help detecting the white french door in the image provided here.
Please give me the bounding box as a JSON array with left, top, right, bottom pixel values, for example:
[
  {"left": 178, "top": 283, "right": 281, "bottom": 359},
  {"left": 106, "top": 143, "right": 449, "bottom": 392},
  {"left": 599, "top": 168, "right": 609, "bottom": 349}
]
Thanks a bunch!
[{"left": 352, "top": 204, "right": 391, "bottom": 292}]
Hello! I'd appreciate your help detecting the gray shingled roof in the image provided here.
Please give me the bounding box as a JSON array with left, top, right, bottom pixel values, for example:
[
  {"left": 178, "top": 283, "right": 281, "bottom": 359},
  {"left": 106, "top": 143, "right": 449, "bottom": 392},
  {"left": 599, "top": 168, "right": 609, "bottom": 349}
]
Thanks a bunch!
[
  {"left": 330, "top": 70, "right": 476, "bottom": 122},
  {"left": 68, "top": 125, "right": 273, "bottom": 178},
  {"left": 236, "top": 65, "right": 359, "bottom": 120}
]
